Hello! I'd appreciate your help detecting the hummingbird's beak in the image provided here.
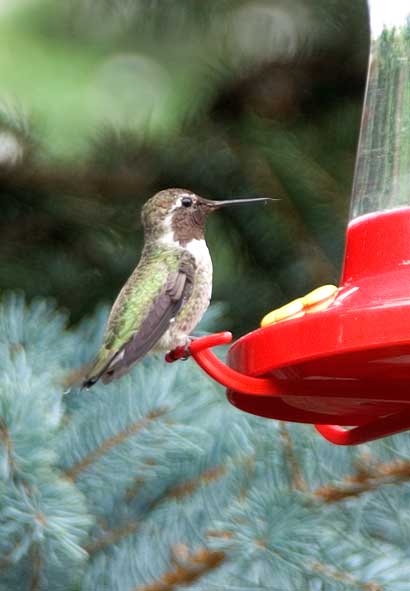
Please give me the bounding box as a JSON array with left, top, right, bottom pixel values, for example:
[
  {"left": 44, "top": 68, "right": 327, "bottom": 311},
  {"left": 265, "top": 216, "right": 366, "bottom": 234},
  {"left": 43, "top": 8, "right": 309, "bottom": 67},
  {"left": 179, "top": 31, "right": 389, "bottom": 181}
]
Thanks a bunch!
[{"left": 205, "top": 197, "right": 277, "bottom": 209}]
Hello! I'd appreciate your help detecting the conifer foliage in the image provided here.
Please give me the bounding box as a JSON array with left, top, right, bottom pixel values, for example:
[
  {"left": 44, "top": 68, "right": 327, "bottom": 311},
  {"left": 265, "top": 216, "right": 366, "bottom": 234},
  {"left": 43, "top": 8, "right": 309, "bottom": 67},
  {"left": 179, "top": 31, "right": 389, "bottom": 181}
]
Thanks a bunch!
[{"left": 1, "top": 294, "right": 410, "bottom": 590}]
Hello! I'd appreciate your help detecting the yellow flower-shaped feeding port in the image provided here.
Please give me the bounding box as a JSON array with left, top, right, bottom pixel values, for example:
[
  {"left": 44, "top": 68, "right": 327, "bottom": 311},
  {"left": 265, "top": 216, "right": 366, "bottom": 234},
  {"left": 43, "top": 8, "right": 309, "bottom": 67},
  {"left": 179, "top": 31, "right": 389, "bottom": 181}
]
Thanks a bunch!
[{"left": 261, "top": 285, "right": 339, "bottom": 328}]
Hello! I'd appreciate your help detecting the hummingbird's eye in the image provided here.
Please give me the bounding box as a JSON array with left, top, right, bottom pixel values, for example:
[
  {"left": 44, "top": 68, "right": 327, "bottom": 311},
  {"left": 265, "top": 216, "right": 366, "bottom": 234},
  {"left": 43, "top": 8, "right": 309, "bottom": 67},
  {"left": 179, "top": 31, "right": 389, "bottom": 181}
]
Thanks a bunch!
[{"left": 181, "top": 197, "right": 193, "bottom": 208}]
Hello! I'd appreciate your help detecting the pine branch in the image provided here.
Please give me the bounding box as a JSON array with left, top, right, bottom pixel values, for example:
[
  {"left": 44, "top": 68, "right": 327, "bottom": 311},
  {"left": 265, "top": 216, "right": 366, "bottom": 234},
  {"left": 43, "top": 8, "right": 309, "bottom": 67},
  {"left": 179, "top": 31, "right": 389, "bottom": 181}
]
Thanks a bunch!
[
  {"left": 310, "top": 561, "right": 384, "bottom": 591},
  {"left": 0, "top": 419, "right": 16, "bottom": 476},
  {"left": 133, "top": 547, "right": 226, "bottom": 591},
  {"left": 86, "top": 464, "right": 228, "bottom": 555},
  {"left": 237, "top": 454, "right": 256, "bottom": 501},
  {"left": 206, "top": 530, "right": 233, "bottom": 540},
  {"left": 314, "top": 459, "right": 410, "bottom": 503},
  {"left": 85, "top": 521, "right": 141, "bottom": 555},
  {"left": 0, "top": 536, "right": 24, "bottom": 570},
  {"left": 124, "top": 476, "right": 146, "bottom": 503},
  {"left": 30, "top": 544, "right": 42, "bottom": 591},
  {"left": 65, "top": 408, "right": 167, "bottom": 480},
  {"left": 278, "top": 422, "right": 308, "bottom": 492},
  {"left": 165, "top": 465, "right": 227, "bottom": 501},
  {"left": 125, "top": 464, "right": 226, "bottom": 505}
]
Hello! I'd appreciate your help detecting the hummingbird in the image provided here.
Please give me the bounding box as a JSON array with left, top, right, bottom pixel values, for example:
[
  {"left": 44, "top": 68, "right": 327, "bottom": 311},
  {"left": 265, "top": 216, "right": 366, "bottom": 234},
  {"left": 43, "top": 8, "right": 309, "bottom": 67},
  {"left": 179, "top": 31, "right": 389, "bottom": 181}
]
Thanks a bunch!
[{"left": 83, "top": 188, "right": 272, "bottom": 388}]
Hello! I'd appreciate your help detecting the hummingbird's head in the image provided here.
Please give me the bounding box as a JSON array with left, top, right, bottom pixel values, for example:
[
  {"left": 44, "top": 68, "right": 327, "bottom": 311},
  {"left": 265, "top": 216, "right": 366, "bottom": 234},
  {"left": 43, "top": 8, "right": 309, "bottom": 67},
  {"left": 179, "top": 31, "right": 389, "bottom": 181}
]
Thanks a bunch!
[{"left": 142, "top": 188, "right": 274, "bottom": 246}]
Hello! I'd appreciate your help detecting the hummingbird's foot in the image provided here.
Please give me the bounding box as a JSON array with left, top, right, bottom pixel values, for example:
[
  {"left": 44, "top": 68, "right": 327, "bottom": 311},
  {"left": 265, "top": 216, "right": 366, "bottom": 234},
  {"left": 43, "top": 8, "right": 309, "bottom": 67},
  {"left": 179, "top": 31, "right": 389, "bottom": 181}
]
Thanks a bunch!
[
  {"left": 165, "top": 334, "right": 206, "bottom": 363},
  {"left": 165, "top": 344, "right": 191, "bottom": 363}
]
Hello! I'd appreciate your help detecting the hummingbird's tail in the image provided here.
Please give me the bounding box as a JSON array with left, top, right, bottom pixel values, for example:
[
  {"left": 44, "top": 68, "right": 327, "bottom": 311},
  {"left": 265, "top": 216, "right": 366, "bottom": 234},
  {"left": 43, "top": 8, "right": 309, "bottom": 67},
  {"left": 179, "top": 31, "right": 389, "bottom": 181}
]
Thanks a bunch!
[
  {"left": 82, "top": 364, "right": 126, "bottom": 389},
  {"left": 82, "top": 363, "right": 113, "bottom": 390},
  {"left": 82, "top": 376, "right": 99, "bottom": 389},
  {"left": 81, "top": 347, "right": 129, "bottom": 389},
  {"left": 81, "top": 348, "right": 118, "bottom": 389}
]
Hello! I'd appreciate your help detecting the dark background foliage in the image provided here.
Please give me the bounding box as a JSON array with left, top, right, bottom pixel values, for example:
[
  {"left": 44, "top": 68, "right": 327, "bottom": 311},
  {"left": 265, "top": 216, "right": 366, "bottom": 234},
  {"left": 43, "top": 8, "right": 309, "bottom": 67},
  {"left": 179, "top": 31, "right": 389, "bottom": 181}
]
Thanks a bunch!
[{"left": 0, "top": 0, "right": 368, "bottom": 335}]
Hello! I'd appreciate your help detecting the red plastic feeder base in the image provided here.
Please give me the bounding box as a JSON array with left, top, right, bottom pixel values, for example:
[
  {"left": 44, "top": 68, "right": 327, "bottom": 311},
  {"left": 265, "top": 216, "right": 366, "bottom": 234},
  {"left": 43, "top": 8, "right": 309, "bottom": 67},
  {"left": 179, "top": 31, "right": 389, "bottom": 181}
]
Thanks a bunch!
[{"left": 227, "top": 208, "right": 410, "bottom": 444}]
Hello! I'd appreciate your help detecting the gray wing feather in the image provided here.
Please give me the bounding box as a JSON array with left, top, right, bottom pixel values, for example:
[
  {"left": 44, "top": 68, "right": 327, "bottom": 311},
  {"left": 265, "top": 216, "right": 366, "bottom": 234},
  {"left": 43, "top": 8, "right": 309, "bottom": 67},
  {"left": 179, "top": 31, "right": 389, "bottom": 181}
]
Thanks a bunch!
[{"left": 101, "top": 255, "right": 195, "bottom": 383}]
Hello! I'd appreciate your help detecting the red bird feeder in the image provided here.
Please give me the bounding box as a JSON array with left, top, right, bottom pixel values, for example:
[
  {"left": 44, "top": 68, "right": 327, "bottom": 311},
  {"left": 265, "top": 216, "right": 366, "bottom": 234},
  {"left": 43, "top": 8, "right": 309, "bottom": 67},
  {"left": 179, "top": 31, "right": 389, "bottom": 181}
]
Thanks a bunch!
[{"left": 167, "top": 1, "right": 410, "bottom": 445}]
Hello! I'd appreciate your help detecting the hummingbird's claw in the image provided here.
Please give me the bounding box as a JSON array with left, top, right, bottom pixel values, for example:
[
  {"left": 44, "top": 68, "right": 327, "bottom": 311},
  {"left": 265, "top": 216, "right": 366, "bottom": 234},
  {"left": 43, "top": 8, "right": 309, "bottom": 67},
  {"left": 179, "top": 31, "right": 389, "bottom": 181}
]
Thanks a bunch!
[{"left": 165, "top": 345, "right": 191, "bottom": 363}]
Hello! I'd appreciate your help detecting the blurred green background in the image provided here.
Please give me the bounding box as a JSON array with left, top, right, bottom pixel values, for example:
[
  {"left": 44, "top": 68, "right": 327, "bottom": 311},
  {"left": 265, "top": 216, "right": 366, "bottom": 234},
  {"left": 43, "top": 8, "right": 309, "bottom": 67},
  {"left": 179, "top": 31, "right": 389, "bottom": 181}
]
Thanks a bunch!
[{"left": 0, "top": 0, "right": 368, "bottom": 335}]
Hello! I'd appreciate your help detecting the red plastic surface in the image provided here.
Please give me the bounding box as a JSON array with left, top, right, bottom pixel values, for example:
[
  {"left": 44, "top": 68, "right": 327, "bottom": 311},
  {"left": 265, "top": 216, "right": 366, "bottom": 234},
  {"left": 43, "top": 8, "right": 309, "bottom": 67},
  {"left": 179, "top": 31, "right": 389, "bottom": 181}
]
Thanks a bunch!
[
  {"left": 315, "top": 411, "right": 410, "bottom": 445},
  {"left": 166, "top": 332, "right": 280, "bottom": 394},
  {"left": 224, "top": 207, "right": 410, "bottom": 442}
]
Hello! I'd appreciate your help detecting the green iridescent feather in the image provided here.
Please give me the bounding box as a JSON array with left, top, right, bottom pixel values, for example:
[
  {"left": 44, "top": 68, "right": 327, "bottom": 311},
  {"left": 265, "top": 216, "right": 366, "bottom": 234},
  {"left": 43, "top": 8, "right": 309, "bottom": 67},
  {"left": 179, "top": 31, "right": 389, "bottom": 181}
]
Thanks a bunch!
[{"left": 88, "top": 244, "right": 182, "bottom": 375}]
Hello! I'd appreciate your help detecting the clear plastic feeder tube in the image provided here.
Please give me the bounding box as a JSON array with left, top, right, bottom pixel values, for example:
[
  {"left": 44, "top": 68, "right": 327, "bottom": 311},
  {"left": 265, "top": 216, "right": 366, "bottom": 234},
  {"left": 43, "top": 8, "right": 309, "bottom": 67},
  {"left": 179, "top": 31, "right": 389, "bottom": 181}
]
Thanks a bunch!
[{"left": 350, "top": 1, "right": 410, "bottom": 219}]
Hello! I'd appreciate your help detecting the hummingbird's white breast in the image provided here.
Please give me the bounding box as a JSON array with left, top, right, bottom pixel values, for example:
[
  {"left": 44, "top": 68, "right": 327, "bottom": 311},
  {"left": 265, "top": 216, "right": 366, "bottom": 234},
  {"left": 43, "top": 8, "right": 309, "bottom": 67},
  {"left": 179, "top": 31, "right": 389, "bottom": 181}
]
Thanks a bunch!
[
  {"left": 184, "top": 238, "right": 212, "bottom": 269},
  {"left": 156, "top": 227, "right": 213, "bottom": 350}
]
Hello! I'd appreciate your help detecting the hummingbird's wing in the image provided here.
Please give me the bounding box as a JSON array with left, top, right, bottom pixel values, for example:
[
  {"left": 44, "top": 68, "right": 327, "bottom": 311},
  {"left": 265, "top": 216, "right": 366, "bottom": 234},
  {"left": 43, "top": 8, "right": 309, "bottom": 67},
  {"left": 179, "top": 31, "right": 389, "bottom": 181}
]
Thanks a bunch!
[{"left": 83, "top": 251, "right": 195, "bottom": 388}]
